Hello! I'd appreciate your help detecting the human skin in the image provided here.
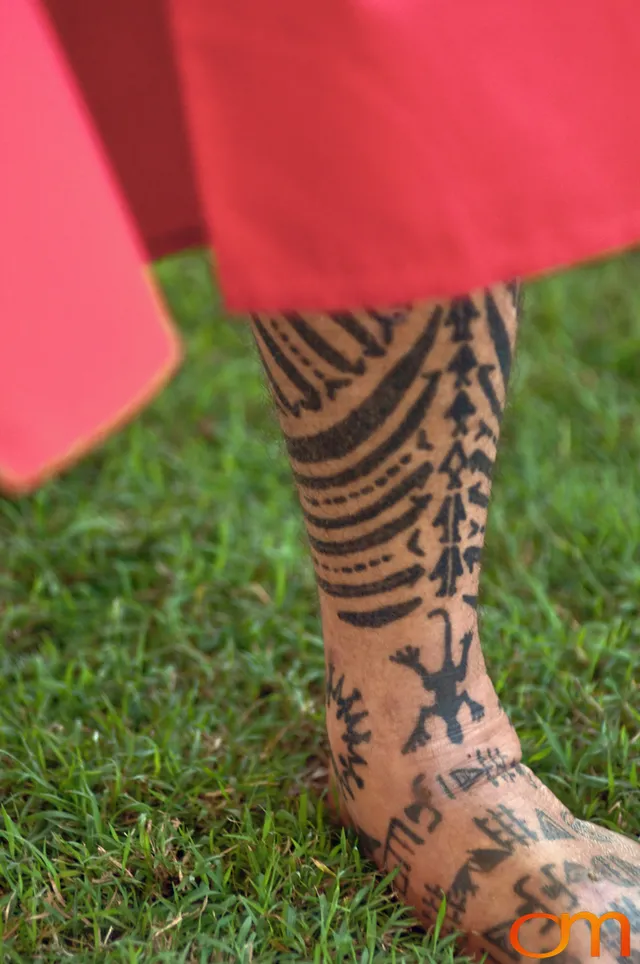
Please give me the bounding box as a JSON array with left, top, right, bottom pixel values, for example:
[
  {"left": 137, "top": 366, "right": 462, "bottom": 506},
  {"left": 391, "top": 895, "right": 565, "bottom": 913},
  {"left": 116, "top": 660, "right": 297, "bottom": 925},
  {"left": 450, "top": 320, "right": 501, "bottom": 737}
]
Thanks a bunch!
[{"left": 249, "top": 288, "right": 640, "bottom": 963}]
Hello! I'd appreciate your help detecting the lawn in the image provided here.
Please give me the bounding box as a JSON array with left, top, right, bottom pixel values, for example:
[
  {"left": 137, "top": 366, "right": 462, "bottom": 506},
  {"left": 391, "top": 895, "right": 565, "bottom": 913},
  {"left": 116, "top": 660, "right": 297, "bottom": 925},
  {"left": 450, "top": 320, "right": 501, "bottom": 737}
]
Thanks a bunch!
[{"left": 0, "top": 252, "right": 639, "bottom": 963}]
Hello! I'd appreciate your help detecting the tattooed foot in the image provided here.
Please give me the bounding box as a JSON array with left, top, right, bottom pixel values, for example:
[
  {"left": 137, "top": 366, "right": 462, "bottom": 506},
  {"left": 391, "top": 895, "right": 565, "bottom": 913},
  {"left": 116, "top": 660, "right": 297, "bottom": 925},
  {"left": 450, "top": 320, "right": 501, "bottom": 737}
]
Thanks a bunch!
[
  {"left": 252, "top": 288, "right": 638, "bottom": 962},
  {"left": 329, "top": 747, "right": 639, "bottom": 963}
]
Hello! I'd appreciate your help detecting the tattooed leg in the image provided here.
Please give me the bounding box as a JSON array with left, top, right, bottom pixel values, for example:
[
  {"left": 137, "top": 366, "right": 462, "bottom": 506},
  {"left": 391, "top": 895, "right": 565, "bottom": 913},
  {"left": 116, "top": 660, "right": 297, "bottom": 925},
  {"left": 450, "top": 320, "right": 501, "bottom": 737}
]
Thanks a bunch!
[
  {"left": 250, "top": 290, "right": 640, "bottom": 964},
  {"left": 252, "top": 290, "right": 517, "bottom": 756}
]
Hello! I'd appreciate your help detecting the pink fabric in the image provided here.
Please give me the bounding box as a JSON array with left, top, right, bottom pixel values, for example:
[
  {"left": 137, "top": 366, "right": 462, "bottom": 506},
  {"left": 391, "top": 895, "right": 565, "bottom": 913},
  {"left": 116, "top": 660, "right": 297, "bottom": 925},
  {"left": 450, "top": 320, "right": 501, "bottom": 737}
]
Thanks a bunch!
[{"left": 0, "top": 0, "right": 180, "bottom": 492}]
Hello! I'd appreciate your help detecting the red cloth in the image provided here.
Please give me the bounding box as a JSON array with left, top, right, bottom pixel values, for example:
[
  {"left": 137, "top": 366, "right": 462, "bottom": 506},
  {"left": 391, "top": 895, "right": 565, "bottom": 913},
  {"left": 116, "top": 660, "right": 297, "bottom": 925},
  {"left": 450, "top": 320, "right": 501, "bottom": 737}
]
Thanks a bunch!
[
  {"left": 46, "top": 0, "right": 640, "bottom": 311},
  {"left": 4, "top": 0, "right": 640, "bottom": 491}
]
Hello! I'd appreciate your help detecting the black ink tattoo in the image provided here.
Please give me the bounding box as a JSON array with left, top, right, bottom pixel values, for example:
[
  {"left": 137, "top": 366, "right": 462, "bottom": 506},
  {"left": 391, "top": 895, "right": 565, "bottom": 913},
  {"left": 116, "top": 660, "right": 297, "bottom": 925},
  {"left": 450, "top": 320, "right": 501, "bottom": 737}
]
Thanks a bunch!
[
  {"left": 422, "top": 297, "right": 505, "bottom": 605},
  {"left": 425, "top": 845, "right": 512, "bottom": 928},
  {"left": 326, "top": 664, "right": 371, "bottom": 799},
  {"left": 485, "top": 866, "right": 583, "bottom": 964},
  {"left": 448, "top": 343, "right": 478, "bottom": 388},
  {"left": 292, "top": 370, "right": 441, "bottom": 491},
  {"left": 255, "top": 286, "right": 516, "bottom": 630},
  {"left": 366, "top": 306, "right": 412, "bottom": 345},
  {"left": 513, "top": 763, "right": 542, "bottom": 791},
  {"left": 432, "top": 493, "right": 466, "bottom": 544},
  {"left": 417, "top": 427, "right": 434, "bottom": 451},
  {"left": 436, "top": 746, "right": 519, "bottom": 797},
  {"left": 423, "top": 885, "right": 469, "bottom": 930},
  {"left": 457, "top": 847, "right": 512, "bottom": 896},
  {"left": 475, "top": 418, "right": 497, "bottom": 445},
  {"left": 468, "top": 481, "right": 489, "bottom": 508},
  {"left": 474, "top": 805, "right": 538, "bottom": 851},
  {"left": 545, "top": 850, "right": 639, "bottom": 891},
  {"left": 337, "top": 597, "right": 423, "bottom": 628},
  {"left": 316, "top": 563, "right": 426, "bottom": 599},
  {"left": 436, "top": 774, "right": 456, "bottom": 799},
  {"left": 515, "top": 874, "right": 566, "bottom": 928},
  {"left": 590, "top": 854, "right": 640, "bottom": 887},
  {"left": 403, "top": 773, "right": 442, "bottom": 833},
  {"left": 609, "top": 896, "right": 640, "bottom": 933},
  {"left": 536, "top": 809, "right": 577, "bottom": 841},
  {"left": 378, "top": 776, "right": 444, "bottom": 899},
  {"left": 560, "top": 811, "right": 612, "bottom": 843},
  {"left": 354, "top": 824, "right": 382, "bottom": 860},
  {"left": 285, "top": 309, "right": 442, "bottom": 464},
  {"left": 329, "top": 312, "right": 386, "bottom": 359},
  {"left": 539, "top": 863, "right": 579, "bottom": 910},
  {"left": 424, "top": 802, "right": 539, "bottom": 929},
  {"left": 479, "top": 853, "right": 640, "bottom": 964},
  {"left": 506, "top": 280, "right": 520, "bottom": 308},
  {"left": 484, "top": 290, "right": 513, "bottom": 384},
  {"left": 407, "top": 528, "right": 426, "bottom": 557},
  {"left": 482, "top": 921, "right": 522, "bottom": 962},
  {"left": 285, "top": 313, "right": 367, "bottom": 376},
  {"left": 481, "top": 876, "right": 562, "bottom": 963},
  {"left": 563, "top": 860, "right": 590, "bottom": 886},
  {"left": 444, "top": 297, "right": 481, "bottom": 343},
  {"left": 302, "top": 461, "right": 433, "bottom": 531},
  {"left": 308, "top": 494, "right": 432, "bottom": 557},
  {"left": 446, "top": 390, "right": 477, "bottom": 437},
  {"left": 253, "top": 335, "right": 321, "bottom": 418},
  {"left": 382, "top": 816, "right": 425, "bottom": 896},
  {"left": 602, "top": 897, "right": 640, "bottom": 964},
  {"left": 477, "top": 363, "right": 504, "bottom": 422},
  {"left": 253, "top": 316, "right": 324, "bottom": 416},
  {"left": 438, "top": 441, "right": 469, "bottom": 491},
  {"left": 391, "top": 609, "right": 485, "bottom": 750}
]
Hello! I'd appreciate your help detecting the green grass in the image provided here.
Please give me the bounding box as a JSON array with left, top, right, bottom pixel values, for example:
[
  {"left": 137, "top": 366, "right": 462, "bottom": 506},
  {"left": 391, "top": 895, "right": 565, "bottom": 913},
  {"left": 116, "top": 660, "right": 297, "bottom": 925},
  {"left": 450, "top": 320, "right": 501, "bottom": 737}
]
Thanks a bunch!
[{"left": 1, "top": 252, "right": 639, "bottom": 962}]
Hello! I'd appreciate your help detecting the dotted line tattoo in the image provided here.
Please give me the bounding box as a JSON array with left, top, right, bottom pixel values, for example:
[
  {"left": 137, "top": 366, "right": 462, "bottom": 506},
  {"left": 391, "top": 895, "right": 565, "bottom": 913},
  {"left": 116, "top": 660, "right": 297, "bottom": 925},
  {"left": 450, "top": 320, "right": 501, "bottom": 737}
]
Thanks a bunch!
[{"left": 253, "top": 291, "right": 515, "bottom": 632}]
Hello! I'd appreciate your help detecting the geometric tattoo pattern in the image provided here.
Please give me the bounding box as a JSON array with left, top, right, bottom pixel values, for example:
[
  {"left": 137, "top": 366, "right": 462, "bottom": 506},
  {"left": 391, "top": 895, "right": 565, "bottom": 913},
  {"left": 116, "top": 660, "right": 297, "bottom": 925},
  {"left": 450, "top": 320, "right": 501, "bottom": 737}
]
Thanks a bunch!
[{"left": 252, "top": 288, "right": 515, "bottom": 631}]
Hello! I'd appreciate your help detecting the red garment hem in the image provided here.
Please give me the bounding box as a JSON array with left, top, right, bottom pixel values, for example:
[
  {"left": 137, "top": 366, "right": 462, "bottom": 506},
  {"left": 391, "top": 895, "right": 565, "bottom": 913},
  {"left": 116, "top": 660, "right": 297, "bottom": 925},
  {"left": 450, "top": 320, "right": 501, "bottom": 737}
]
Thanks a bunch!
[{"left": 215, "top": 212, "right": 640, "bottom": 314}]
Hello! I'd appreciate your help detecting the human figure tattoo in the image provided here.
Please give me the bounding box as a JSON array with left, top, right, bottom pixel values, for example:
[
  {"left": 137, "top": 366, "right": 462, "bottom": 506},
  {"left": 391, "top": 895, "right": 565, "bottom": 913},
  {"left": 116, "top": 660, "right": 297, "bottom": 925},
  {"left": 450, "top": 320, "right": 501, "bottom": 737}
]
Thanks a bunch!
[
  {"left": 390, "top": 608, "right": 485, "bottom": 750},
  {"left": 403, "top": 773, "right": 442, "bottom": 833}
]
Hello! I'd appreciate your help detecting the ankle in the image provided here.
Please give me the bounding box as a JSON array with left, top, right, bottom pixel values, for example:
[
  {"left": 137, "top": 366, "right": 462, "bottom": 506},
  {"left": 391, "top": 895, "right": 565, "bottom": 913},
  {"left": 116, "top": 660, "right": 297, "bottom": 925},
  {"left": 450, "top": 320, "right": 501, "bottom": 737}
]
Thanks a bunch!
[
  {"left": 325, "top": 641, "right": 522, "bottom": 813},
  {"left": 323, "top": 597, "right": 512, "bottom": 752}
]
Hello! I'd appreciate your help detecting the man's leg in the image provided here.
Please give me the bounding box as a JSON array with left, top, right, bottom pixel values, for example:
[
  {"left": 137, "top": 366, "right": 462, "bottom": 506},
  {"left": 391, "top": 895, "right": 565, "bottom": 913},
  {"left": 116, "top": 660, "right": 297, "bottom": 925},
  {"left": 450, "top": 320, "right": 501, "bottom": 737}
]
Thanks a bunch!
[{"left": 250, "top": 287, "right": 640, "bottom": 963}]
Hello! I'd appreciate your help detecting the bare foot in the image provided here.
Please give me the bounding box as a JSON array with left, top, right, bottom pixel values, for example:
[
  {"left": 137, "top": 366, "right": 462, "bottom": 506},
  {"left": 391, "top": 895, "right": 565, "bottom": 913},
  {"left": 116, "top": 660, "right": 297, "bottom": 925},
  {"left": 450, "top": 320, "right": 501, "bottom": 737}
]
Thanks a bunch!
[
  {"left": 326, "top": 688, "right": 639, "bottom": 963},
  {"left": 247, "top": 292, "right": 639, "bottom": 962}
]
